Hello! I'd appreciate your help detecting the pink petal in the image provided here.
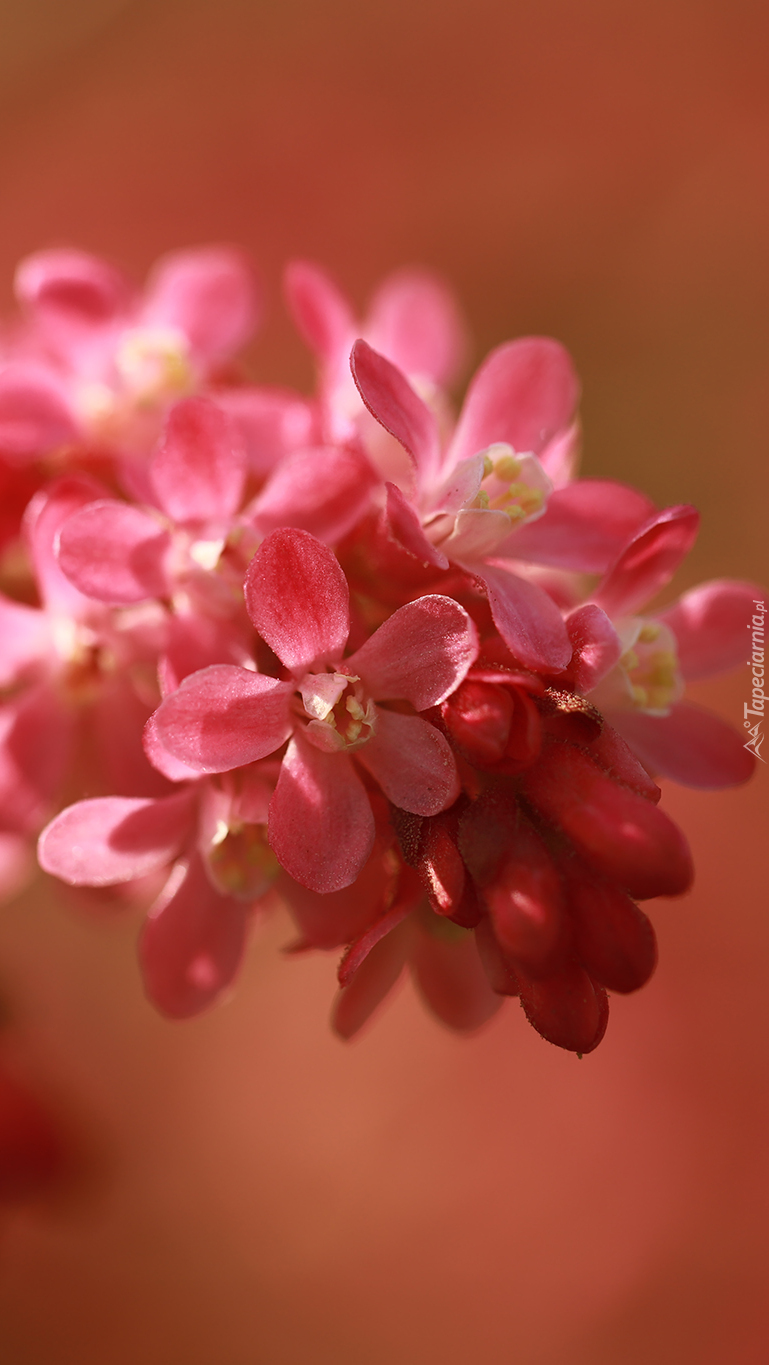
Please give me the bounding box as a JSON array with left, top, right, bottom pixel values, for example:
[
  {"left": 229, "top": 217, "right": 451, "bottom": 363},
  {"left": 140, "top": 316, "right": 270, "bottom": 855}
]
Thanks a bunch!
[
  {"left": 280, "top": 839, "right": 396, "bottom": 950},
  {"left": 346, "top": 595, "right": 478, "bottom": 708},
  {"left": 0, "top": 683, "right": 74, "bottom": 833},
  {"left": 356, "top": 710, "right": 460, "bottom": 815},
  {"left": 383, "top": 482, "right": 449, "bottom": 569},
  {"left": 269, "top": 736, "right": 375, "bottom": 892},
  {"left": 56, "top": 500, "right": 171, "bottom": 604},
  {"left": 366, "top": 268, "right": 467, "bottom": 387},
  {"left": 244, "top": 528, "right": 350, "bottom": 673},
  {"left": 142, "top": 246, "right": 259, "bottom": 366},
  {"left": 564, "top": 603, "right": 622, "bottom": 692},
  {"left": 508, "top": 480, "right": 657, "bottom": 573},
  {"left": 143, "top": 714, "right": 204, "bottom": 783},
  {"left": 0, "top": 364, "right": 76, "bottom": 461},
  {"left": 332, "top": 918, "right": 411, "bottom": 1040},
  {"left": 140, "top": 854, "right": 249, "bottom": 1018},
  {"left": 337, "top": 899, "right": 416, "bottom": 987},
  {"left": 608, "top": 703, "right": 756, "bottom": 789},
  {"left": 410, "top": 922, "right": 503, "bottom": 1031},
  {"left": 593, "top": 505, "right": 700, "bottom": 617},
  {"left": 0, "top": 595, "right": 51, "bottom": 687},
  {"left": 448, "top": 337, "right": 579, "bottom": 465},
  {"left": 283, "top": 260, "right": 355, "bottom": 365},
  {"left": 159, "top": 611, "right": 253, "bottom": 696},
  {"left": 24, "top": 473, "right": 108, "bottom": 614},
  {"left": 659, "top": 579, "right": 766, "bottom": 681},
  {"left": 15, "top": 249, "right": 129, "bottom": 326},
  {"left": 215, "top": 385, "right": 318, "bottom": 477},
  {"left": 151, "top": 397, "right": 246, "bottom": 523},
  {"left": 249, "top": 445, "right": 377, "bottom": 544},
  {"left": 350, "top": 339, "right": 441, "bottom": 481},
  {"left": 38, "top": 791, "right": 194, "bottom": 886},
  {"left": 477, "top": 561, "right": 572, "bottom": 671},
  {"left": 90, "top": 676, "right": 175, "bottom": 798},
  {"left": 152, "top": 666, "right": 293, "bottom": 774},
  {"left": 537, "top": 421, "right": 580, "bottom": 488}
]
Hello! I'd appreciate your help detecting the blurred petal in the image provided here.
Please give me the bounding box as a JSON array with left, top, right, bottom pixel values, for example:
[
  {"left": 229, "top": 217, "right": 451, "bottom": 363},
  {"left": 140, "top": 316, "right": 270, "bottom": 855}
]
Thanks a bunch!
[
  {"left": 142, "top": 246, "right": 259, "bottom": 365},
  {"left": 609, "top": 702, "right": 756, "bottom": 789},
  {"left": 411, "top": 922, "right": 503, "bottom": 1031},
  {"left": 151, "top": 397, "right": 246, "bottom": 523},
  {"left": 250, "top": 444, "right": 377, "bottom": 544},
  {"left": 332, "top": 917, "right": 411, "bottom": 1040},
  {"left": 659, "top": 579, "right": 766, "bottom": 680},
  {"left": 565, "top": 603, "right": 622, "bottom": 692},
  {"left": 594, "top": 505, "right": 700, "bottom": 617},
  {"left": 57, "top": 500, "right": 171, "bottom": 603},
  {"left": 284, "top": 260, "right": 355, "bottom": 365},
  {"left": 0, "top": 364, "right": 77, "bottom": 462},
  {"left": 448, "top": 337, "right": 579, "bottom": 464},
  {"left": 509, "top": 480, "right": 656, "bottom": 572},
  {"left": 366, "top": 267, "right": 467, "bottom": 387},
  {"left": 216, "top": 385, "right": 318, "bottom": 478},
  {"left": 38, "top": 790, "right": 194, "bottom": 886}
]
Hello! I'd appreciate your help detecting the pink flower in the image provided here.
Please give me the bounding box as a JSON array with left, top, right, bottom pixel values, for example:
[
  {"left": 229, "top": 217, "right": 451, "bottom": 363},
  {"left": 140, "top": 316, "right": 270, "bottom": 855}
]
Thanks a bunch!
[
  {"left": 149, "top": 528, "right": 478, "bottom": 892},
  {"left": 350, "top": 337, "right": 655, "bottom": 671}
]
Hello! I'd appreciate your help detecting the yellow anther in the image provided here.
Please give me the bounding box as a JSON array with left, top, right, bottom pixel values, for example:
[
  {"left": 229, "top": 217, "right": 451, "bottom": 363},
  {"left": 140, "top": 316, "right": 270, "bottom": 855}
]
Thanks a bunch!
[
  {"left": 482, "top": 455, "right": 494, "bottom": 478},
  {"left": 493, "top": 454, "right": 521, "bottom": 481},
  {"left": 472, "top": 490, "right": 490, "bottom": 509},
  {"left": 346, "top": 696, "right": 364, "bottom": 720},
  {"left": 346, "top": 721, "right": 362, "bottom": 743},
  {"left": 621, "top": 649, "right": 640, "bottom": 672},
  {"left": 638, "top": 622, "right": 661, "bottom": 643},
  {"left": 505, "top": 505, "right": 527, "bottom": 523},
  {"left": 631, "top": 684, "right": 648, "bottom": 707}
]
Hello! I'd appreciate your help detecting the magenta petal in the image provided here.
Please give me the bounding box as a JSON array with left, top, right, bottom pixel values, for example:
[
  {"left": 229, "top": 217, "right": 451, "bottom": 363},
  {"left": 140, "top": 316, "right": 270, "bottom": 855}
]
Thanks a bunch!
[
  {"left": 594, "top": 505, "right": 700, "bottom": 617},
  {"left": 332, "top": 918, "right": 411, "bottom": 1040},
  {"left": 366, "top": 267, "right": 467, "bottom": 387},
  {"left": 0, "top": 595, "right": 51, "bottom": 687},
  {"left": 15, "top": 249, "right": 129, "bottom": 326},
  {"left": 269, "top": 736, "right": 375, "bottom": 893},
  {"left": 143, "top": 714, "right": 203, "bottom": 783},
  {"left": 356, "top": 711, "right": 459, "bottom": 815},
  {"left": 57, "top": 500, "right": 171, "bottom": 603},
  {"left": 609, "top": 703, "right": 756, "bottom": 789},
  {"left": 508, "top": 480, "right": 657, "bottom": 573},
  {"left": 140, "top": 855, "right": 249, "bottom": 1018},
  {"left": 347, "top": 595, "right": 478, "bottom": 708},
  {"left": 152, "top": 663, "right": 293, "bottom": 775},
  {"left": 151, "top": 397, "right": 246, "bottom": 523},
  {"left": 24, "top": 473, "right": 108, "bottom": 614},
  {"left": 38, "top": 791, "right": 195, "bottom": 886},
  {"left": 659, "top": 579, "right": 766, "bottom": 681},
  {"left": 478, "top": 561, "right": 572, "bottom": 671},
  {"left": 153, "top": 666, "right": 293, "bottom": 773},
  {"left": 142, "top": 246, "right": 259, "bottom": 365},
  {"left": 0, "top": 364, "right": 76, "bottom": 461},
  {"left": 216, "top": 385, "right": 318, "bottom": 477},
  {"left": 0, "top": 683, "right": 74, "bottom": 833},
  {"left": 250, "top": 445, "right": 377, "bottom": 544},
  {"left": 565, "top": 604, "right": 622, "bottom": 692},
  {"left": 244, "top": 528, "right": 350, "bottom": 673},
  {"left": 384, "top": 482, "right": 449, "bottom": 569},
  {"left": 448, "top": 337, "right": 579, "bottom": 465},
  {"left": 350, "top": 339, "right": 441, "bottom": 480},
  {"left": 283, "top": 260, "right": 355, "bottom": 365},
  {"left": 411, "top": 925, "right": 503, "bottom": 1031}
]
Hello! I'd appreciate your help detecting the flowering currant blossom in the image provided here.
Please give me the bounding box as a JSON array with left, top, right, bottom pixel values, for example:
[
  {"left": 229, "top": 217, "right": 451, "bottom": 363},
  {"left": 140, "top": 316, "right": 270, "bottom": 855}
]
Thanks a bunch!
[
  {"left": 0, "top": 243, "right": 753, "bottom": 1055},
  {"left": 147, "top": 528, "right": 478, "bottom": 893}
]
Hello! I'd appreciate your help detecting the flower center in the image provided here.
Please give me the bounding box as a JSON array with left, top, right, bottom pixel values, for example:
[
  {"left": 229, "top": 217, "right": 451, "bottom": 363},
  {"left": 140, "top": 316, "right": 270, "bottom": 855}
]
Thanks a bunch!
[
  {"left": 209, "top": 820, "right": 280, "bottom": 899},
  {"left": 115, "top": 327, "right": 194, "bottom": 408},
  {"left": 297, "top": 671, "right": 377, "bottom": 753},
  {"left": 619, "top": 620, "right": 683, "bottom": 713},
  {"left": 471, "top": 443, "right": 548, "bottom": 523}
]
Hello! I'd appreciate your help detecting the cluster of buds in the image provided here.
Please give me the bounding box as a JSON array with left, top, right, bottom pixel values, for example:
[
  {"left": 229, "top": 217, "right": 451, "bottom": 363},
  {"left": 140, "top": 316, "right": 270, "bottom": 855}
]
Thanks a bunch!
[{"left": 0, "top": 247, "right": 759, "bottom": 1054}]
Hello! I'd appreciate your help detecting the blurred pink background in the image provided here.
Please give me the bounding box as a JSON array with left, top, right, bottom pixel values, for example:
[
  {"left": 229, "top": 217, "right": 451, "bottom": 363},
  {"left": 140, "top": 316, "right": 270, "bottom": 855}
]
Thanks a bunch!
[{"left": 0, "top": 2, "right": 767, "bottom": 1361}]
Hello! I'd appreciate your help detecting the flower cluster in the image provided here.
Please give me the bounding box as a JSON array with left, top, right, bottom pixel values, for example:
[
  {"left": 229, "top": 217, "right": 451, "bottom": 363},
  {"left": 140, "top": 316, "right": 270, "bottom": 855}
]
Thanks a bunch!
[{"left": 0, "top": 246, "right": 759, "bottom": 1053}]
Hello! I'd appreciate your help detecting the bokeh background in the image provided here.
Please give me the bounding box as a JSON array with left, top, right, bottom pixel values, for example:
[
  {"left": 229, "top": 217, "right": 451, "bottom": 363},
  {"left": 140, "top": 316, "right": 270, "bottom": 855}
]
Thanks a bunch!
[{"left": 0, "top": 2, "right": 767, "bottom": 1361}]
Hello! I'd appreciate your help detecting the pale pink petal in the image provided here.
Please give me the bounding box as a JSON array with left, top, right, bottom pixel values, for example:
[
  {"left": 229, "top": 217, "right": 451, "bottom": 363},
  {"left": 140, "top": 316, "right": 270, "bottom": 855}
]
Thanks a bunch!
[
  {"left": 268, "top": 735, "right": 375, "bottom": 892},
  {"left": 537, "top": 420, "right": 580, "bottom": 487},
  {"left": 366, "top": 268, "right": 467, "bottom": 387},
  {"left": 215, "top": 385, "right": 318, "bottom": 477},
  {"left": 476, "top": 560, "right": 572, "bottom": 671},
  {"left": 0, "top": 364, "right": 76, "bottom": 461},
  {"left": 15, "top": 249, "right": 129, "bottom": 327},
  {"left": 244, "top": 528, "right": 350, "bottom": 673},
  {"left": 249, "top": 445, "right": 377, "bottom": 544},
  {"left": 56, "top": 500, "right": 171, "bottom": 603},
  {"left": 410, "top": 923, "right": 503, "bottom": 1031},
  {"left": 0, "top": 683, "right": 74, "bottom": 833},
  {"left": 38, "top": 791, "right": 194, "bottom": 886},
  {"left": 24, "top": 474, "right": 108, "bottom": 614},
  {"left": 140, "top": 854, "right": 249, "bottom": 1018},
  {"left": 565, "top": 604, "right": 622, "bottom": 692},
  {"left": 440, "top": 508, "right": 517, "bottom": 561},
  {"left": 143, "top": 714, "right": 204, "bottom": 783},
  {"left": 659, "top": 579, "right": 766, "bottom": 681},
  {"left": 593, "top": 505, "right": 700, "bottom": 617},
  {"left": 0, "top": 595, "right": 51, "bottom": 687},
  {"left": 430, "top": 454, "right": 485, "bottom": 514},
  {"left": 356, "top": 710, "right": 459, "bottom": 815},
  {"left": 142, "top": 246, "right": 259, "bottom": 365},
  {"left": 508, "top": 480, "right": 657, "bottom": 572},
  {"left": 383, "top": 482, "right": 449, "bottom": 569},
  {"left": 448, "top": 337, "right": 579, "bottom": 465},
  {"left": 283, "top": 260, "right": 355, "bottom": 365},
  {"left": 150, "top": 397, "right": 246, "bottom": 523},
  {"left": 346, "top": 595, "right": 478, "bottom": 708},
  {"left": 152, "top": 666, "right": 293, "bottom": 774},
  {"left": 350, "top": 339, "right": 441, "bottom": 481},
  {"left": 332, "top": 918, "right": 411, "bottom": 1040},
  {"left": 608, "top": 703, "right": 756, "bottom": 789}
]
